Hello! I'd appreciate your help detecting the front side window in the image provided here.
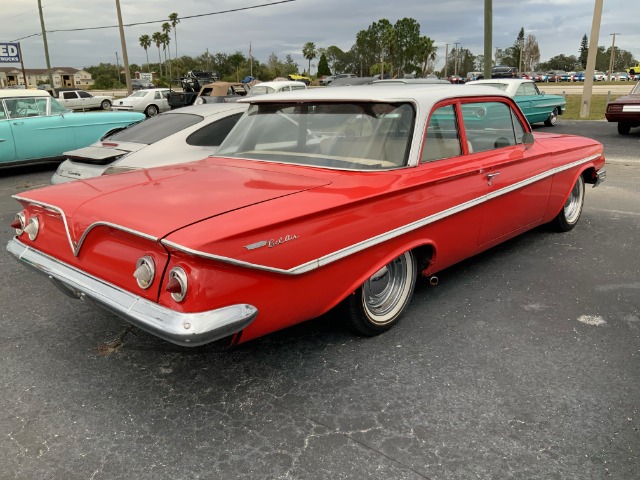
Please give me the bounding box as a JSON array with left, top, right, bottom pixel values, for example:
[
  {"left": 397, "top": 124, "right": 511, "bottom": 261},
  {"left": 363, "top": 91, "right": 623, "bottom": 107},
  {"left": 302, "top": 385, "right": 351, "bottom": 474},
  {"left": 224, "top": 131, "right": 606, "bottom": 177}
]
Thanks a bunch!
[
  {"left": 5, "top": 98, "right": 42, "bottom": 118},
  {"left": 78, "top": 91, "right": 92, "bottom": 98},
  {"left": 0, "top": 101, "right": 7, "bottom": 120},
  {"left": 50, "top": 98, "right": 68, "bottom": 114},
  {"left": 461, "top": 101, "right": 521, "bottom": 153},
  {"left": 216, "top": 102, "right": 415, "bottom": 170},
  {"left": 516, "top": 83, "right": 536, "bottom": 96}
]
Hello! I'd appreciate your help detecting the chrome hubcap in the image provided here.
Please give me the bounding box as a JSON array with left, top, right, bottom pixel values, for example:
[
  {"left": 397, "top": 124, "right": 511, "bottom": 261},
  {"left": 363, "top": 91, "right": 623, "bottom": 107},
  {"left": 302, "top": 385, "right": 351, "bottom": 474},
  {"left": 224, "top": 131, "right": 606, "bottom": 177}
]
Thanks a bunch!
[
  {"left": 363, "top": 256, "right": 410, "bottom": 324},
  {"left": 564, "top": 178, "right": 584, "bottom": 224}
]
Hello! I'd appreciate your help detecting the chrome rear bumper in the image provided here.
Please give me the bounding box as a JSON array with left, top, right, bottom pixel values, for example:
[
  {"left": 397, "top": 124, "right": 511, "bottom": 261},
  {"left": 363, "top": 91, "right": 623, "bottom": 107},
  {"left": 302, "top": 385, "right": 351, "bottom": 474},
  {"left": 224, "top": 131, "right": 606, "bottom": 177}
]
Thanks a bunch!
[{"left": 7, "top": 238, "right": 257, "bottom": 347}]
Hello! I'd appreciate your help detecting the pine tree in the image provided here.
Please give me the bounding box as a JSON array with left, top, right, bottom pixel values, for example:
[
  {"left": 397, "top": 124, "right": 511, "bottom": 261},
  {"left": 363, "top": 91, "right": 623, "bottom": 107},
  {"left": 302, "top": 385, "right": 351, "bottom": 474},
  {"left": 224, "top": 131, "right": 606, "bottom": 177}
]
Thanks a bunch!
[
  {"left": 316, "top": 53, "right": 331, "bottom": 77},
  {"left": 579, "top": 34, "right": 589, "bottom": 68}
]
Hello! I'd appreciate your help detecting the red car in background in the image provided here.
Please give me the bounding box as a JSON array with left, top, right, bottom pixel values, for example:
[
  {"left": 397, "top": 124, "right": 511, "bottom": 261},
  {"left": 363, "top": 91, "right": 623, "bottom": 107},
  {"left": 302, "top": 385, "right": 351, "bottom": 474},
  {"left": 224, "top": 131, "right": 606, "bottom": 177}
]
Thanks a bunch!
[
  {"left": 7, "top": 85, "right": 606, "bottom": 347},
  {"left": 605, "top": 81, "right": 640, "bottom": 135}
]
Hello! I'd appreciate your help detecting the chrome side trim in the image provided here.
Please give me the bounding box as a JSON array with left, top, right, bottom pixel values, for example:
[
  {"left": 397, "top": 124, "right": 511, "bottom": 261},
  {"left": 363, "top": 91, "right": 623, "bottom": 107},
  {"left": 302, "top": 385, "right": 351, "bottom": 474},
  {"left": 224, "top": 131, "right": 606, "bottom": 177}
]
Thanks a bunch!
[
  {"left": 6, "top": 238, "right": 257, "bottom": 347},
  {"left": 14, "top": 153, "right": 602, "bottom": 272},
  {"left": 163, "top": 153, "right": 603, "bottom": 275},
  {"left": 12, "top": 195, "right": 158, "bottom": 256}
]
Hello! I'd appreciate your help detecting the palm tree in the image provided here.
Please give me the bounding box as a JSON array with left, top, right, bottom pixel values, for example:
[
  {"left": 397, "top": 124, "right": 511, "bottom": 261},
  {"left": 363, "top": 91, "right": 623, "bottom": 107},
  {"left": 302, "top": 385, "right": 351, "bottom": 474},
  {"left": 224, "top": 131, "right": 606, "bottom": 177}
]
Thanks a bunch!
[
  {"left": 161, "top": 22, "right": 172, "bottom": 79},
  {"left": 168, "top": 13, "right": 180, "bottom": 59},
  {"left": 162, "top": 33, "right": 171, "bottom": 80},
  {"left": 302, "top": 42, "right": 317, "bottom": 75},
  {"left": 139, "top": 34, "right": 152, "bottom": 73},
  {"left": 151, "top": 32, "right": 163, "bottom": 77}
]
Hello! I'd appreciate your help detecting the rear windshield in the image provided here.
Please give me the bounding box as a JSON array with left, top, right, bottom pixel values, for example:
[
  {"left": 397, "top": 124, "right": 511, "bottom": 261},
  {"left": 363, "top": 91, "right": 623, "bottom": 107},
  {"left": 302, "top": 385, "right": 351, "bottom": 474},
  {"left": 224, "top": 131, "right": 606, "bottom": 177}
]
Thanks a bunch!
[
  {"left": 108, "top": 113, "right": 203, "bottom": 144},
  {"left": 216, "top": 101, "right": 415, "bottom": 170}
]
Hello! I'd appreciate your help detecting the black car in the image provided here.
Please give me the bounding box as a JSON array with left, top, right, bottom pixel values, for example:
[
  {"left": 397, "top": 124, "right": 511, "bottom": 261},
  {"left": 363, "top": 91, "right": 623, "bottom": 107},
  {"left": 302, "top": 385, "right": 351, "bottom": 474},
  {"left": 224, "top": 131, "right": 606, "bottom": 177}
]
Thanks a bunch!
[
  {"left": 476, "top": 65, "right": 519, "bottom": 80},
  {"left": 131, "top": 79, "right": 154, "bottom": 90}
]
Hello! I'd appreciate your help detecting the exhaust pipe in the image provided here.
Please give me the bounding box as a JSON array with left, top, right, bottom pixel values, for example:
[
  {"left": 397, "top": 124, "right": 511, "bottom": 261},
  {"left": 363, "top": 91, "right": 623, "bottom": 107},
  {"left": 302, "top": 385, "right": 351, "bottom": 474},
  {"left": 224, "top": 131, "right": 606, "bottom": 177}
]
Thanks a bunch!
[{"left": 421, "top": 270, "right": 439, "bottom": 285}]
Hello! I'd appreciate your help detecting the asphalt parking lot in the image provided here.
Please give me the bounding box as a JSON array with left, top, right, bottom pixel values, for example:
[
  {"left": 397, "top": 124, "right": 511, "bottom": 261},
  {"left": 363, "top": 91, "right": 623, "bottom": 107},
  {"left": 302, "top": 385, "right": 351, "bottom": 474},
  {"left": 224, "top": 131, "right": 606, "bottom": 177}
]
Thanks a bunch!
[{"left": 1, "top": 121, "right": 638, "bottom": 479}]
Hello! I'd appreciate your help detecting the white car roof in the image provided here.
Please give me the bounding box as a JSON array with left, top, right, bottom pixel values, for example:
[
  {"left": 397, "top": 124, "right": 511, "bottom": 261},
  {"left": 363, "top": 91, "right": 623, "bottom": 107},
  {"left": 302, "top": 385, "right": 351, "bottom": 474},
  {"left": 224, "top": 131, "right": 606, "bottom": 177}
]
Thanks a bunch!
[
  {"left": 242, "top": 84, "right": 510, "bottom": 105},
  {"left": 162, "top": 102, "right": 248, "bottom": 117},
  {"left": 251, "top": 80, "right": 307, "bottom": 89},
  {"left": 466, "top": 79, "right": 527, "bottom": 86},
  {"left": 0, "top": 89, "right": 51, "bottom": 99}
]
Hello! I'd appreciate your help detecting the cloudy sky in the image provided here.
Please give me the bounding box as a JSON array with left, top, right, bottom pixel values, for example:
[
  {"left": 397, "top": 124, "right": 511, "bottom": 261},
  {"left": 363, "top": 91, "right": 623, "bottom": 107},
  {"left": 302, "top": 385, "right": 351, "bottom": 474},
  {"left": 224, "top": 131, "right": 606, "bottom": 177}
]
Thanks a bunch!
[{"left": 2, "top": 0, "right": 638, "bottom": 73}]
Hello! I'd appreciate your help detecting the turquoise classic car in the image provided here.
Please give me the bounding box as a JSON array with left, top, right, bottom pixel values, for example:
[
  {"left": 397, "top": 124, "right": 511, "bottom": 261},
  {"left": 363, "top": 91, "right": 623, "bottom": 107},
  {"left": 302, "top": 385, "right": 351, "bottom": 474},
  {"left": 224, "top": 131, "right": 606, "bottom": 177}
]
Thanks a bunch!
[
  {"left": 465, "top": 79, "right": 566, "bottom": 126},
  {"left": 0, "top": 89, "right": 144, "bottom": 168}
]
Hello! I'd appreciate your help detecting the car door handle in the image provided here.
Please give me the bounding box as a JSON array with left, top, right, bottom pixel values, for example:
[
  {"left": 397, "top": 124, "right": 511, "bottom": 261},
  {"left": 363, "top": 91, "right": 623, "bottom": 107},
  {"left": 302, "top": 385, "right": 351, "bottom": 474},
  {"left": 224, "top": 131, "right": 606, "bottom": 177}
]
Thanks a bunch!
[
  {"left": 486, "top": 172, "right": 501, "bottom": 186},
  {"left": 12, "top": 121, "right": 24, "bottom": 126}
]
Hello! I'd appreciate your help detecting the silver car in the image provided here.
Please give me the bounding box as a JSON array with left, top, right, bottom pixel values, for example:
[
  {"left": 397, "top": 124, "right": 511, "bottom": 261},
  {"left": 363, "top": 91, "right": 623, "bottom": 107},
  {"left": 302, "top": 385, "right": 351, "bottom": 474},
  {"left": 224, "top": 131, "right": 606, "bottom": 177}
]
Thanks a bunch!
[{"left": 51, "top": 103, "right": 248, "bottom": 184}]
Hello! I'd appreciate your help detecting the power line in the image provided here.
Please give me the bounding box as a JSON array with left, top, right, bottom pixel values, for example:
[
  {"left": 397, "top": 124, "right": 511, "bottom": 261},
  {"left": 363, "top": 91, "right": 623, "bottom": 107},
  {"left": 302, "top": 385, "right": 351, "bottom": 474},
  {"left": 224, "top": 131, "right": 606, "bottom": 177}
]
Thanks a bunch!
[{"left": 10, "top": 0, "right": 297, "bottom": 42}]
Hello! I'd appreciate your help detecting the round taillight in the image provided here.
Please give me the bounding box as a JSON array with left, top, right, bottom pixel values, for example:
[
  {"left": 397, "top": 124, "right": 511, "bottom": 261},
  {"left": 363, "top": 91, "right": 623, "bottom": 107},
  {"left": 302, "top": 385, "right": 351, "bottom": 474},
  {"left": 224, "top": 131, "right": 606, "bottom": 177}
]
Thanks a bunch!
[
  {"left": 24, "top": 217, "right": 40, "bottom": 241},
  {"left": 12, "top": 212, "right": 26, "bottom": 235},
  {"left": 166, "top": 267, "right": 188, "bottom": 302},
  {"left": 133, "top": 256, "right": 155, "bottom": 289}
]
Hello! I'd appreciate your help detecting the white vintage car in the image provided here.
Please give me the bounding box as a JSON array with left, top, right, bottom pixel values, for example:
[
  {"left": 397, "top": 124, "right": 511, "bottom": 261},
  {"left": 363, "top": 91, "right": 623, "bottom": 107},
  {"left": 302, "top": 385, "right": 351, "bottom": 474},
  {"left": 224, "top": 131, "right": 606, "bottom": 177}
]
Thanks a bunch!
[
  {"left": 56, "top": 90, "right": 113, "bottom": 111},
  {"left": 51, "top": 102, "right": 248, "bottom": 183},
  {"left": 111, "top": 88, "right": 171, "bottom": 117}
]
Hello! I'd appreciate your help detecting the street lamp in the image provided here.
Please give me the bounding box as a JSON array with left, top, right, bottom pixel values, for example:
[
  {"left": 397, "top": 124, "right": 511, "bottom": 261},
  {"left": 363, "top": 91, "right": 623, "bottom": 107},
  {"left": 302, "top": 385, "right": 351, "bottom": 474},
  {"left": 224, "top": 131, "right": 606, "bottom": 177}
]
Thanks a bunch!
[{"left": 608, "top": 33, "right": 620, "bottom": 80}]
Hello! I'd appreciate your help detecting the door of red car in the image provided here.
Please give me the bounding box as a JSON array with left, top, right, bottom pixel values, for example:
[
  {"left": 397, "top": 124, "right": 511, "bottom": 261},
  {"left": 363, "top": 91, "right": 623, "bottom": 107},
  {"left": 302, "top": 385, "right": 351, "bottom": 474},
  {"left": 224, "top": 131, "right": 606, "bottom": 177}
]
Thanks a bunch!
[{"left": 458, "top": 100, "right": 552, "bottom": 245}]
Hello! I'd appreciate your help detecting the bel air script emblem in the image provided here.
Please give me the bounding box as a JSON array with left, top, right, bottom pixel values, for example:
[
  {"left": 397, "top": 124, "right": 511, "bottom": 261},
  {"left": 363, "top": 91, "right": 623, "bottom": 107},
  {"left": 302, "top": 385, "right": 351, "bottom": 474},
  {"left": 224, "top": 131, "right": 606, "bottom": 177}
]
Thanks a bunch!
[{"left": 245, "top": 234, "right": 299, "bottom": 250}]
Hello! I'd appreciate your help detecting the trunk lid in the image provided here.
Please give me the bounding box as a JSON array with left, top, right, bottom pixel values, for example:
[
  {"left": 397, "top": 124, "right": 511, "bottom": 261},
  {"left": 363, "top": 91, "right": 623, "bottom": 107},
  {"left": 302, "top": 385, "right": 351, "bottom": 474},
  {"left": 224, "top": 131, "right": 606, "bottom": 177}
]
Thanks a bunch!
[{"left": 20, "top": 159, "right": 332, "bottom": 242}]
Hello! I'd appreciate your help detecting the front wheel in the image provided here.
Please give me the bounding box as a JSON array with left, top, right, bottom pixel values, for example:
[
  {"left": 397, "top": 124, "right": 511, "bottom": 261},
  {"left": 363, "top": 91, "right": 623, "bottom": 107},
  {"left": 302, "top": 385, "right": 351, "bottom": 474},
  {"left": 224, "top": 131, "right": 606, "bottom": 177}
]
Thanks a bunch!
[
  {"left": 345, "top": 251, "right": 417, "bottom": 336},
  {"left": 144, "top": 104, "right": 159, "bottom": 117},
  {"left": 100, "top": 99, "right": 112, "bottom": 110},
  {"left": 544, "top": 108, "right": 558, "bottom": 127},
  {"left": 617, "top": 122, "right": 631, "bottom": 135},
  {"left": 551, "top": 175, "right": 585, "bottom": 232}
]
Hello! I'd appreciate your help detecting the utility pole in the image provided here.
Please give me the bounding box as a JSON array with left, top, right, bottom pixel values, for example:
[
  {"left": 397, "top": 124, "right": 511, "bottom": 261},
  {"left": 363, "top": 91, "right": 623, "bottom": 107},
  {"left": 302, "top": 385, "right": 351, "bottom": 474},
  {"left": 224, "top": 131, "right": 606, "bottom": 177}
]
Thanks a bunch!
[
  {"left": 454, "top": 42, "right": 461, "bottom": 77},
  {"left": 37, "top": 0, "right": 55, "bottom": 89},
  {"left": 115, "top": 51, "right": 121, "bottom": 85},
  {"left": 484, "top": 0, "right": 492, "bottom": 80},
  {"left": 580, "top": 0, "right": 603, "bottom": 118},
  {"left": 608, "top": 33, "right": 620, "bottom": 80},
  {"left": 115, "top": 0, "right": 132, "bottom": 95},
  {"left": 518, "top": 36, "right": 524, "bottom": 74},
  {"left": 444, "top": 43, "right": 450, "bottom": 79}
]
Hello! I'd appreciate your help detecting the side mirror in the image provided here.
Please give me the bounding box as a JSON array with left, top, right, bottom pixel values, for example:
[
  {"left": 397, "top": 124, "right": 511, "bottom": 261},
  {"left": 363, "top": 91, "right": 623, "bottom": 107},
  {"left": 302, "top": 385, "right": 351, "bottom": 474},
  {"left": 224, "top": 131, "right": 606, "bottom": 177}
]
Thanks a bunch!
[{"left": 522, "top": 132, "right": 535, "bottom": 149}]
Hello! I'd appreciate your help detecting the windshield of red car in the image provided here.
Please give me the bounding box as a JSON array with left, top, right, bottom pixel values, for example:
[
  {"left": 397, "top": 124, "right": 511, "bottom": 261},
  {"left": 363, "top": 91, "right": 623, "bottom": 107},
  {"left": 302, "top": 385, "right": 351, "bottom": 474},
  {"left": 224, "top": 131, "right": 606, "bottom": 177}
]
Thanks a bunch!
[{"left": 216, "top": 102, "right": 415, "bottom": 170}]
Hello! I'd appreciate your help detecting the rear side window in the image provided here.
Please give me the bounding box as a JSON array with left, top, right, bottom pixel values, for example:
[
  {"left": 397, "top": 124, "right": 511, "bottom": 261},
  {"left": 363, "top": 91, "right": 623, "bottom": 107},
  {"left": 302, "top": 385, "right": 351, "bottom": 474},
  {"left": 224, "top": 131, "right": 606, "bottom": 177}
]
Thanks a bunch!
[
  {"left": 421, "top": 105, "right": 462, "bottom": 162},
  {"left": 109, "top": 113, "right": 203, "bottom": 144},
  {"left": 186, "top": 113, "right": 243, "bottom": 146},
  {"left": 63, "top": 92, "right": 77, "bottom": 99}
]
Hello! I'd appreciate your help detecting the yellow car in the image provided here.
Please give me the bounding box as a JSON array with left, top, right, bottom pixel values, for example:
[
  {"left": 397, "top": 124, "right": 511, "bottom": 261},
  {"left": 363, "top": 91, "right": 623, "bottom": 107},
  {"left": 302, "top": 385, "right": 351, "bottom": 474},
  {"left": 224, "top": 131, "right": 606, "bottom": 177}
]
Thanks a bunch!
[
  {"left": 626, "top": 64, "right": 640, "bottom": 76},
  {"left": 287, "top": 74, "right": 312, "bottom": 85}
]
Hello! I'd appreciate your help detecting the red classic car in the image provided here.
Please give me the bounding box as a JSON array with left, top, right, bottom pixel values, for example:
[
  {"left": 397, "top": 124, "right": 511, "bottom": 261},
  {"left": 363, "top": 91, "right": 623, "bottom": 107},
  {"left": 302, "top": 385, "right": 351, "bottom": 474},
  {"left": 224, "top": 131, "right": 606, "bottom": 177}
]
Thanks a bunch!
[
  {"left": 605, "top": 81, "right": 640, "bottom": 135},
  {"left": 7, "top": 85, "right": 606, "bottom": 347}
]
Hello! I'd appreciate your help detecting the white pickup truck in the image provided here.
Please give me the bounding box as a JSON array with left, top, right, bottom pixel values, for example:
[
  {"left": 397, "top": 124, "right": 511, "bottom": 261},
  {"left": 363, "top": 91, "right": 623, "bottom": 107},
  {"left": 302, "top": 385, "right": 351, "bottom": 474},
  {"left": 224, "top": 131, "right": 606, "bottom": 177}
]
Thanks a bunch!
[{"left": 51, "top": 89, "right": 113, "bottom": 111}]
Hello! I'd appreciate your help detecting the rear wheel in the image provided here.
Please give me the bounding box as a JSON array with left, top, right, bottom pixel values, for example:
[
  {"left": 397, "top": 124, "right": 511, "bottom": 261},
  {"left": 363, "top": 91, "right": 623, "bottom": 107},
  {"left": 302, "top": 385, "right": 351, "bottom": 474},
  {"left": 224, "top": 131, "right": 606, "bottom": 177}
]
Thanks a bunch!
[
  {"left": 145, "top": 104, "right": 159, "bottom": 117},
  {"left": 345, "top": 251, "right": 417, "bottom": 336},
  {"left": 551, "top": 175, "right": 585, "bottom": 232},
  {"left": 617, "top": 122, "right": 631, "bottom": 135},
  {"left": 101, "top": 99, "right": 112, "bottom": 110},
  {"left": 544, "top": 108, "right": 558, "bottom": 127}
]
